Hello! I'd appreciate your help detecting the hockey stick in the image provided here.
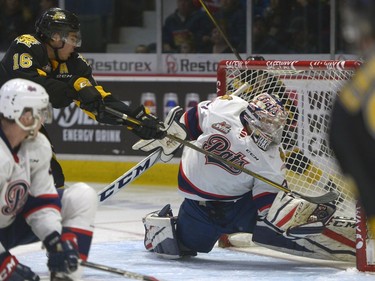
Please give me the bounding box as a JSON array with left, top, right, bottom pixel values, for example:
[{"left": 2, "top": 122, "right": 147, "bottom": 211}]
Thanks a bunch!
[
  {"left": 197, "top": 0, "right": 243, "bottom": 60},
  {"left": 165, "top": 134, "right": 338, "bottom": 204},
  {"left": 103, "top": 107, "right": 338, "bottom": 204},
  {"left": 97, "top": 148, "right": 162, "bottom": 204},
  {"left": 81, "top": 260, "right": 160, "bottom": 281}
]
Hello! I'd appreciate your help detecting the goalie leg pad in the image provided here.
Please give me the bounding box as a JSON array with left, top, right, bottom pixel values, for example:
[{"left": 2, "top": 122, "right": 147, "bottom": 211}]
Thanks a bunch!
[
  {"left": 142, "top": 205, "right": 181, "bottom": 259},
  {"left": 266, "top": 191, "right": 336, "bottom": 239}
]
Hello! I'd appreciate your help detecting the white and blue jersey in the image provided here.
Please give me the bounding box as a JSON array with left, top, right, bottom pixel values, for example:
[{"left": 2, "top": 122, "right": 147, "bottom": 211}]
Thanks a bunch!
[
  {"left": 178, "top": 95, "right": 286, "bottom": 216},
  {"left": 0, "top": 128, "right": 62, "bottom": 249}
]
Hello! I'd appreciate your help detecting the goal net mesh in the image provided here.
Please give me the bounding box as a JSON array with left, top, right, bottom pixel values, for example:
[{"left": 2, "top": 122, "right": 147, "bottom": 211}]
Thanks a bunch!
[
  {"left": 217, "top": 60, "right": 375, "bottom": 269},
  {"left": 217, "top": 60, "right": 360, "bottom": 219}
]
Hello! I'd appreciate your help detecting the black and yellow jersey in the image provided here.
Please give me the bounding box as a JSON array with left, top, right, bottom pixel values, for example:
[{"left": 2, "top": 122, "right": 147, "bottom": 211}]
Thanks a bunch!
[
  {"left": 1, "top": 34, "right": 76, "bottom": 107},
  {"left": 0, "top": 33, "right": 130, "bottom": 123}
]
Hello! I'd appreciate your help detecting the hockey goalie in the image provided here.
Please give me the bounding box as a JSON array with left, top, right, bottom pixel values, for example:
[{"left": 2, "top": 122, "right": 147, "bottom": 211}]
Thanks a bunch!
[{"left": 133, "top": 92, "right": 344, "bottom": 261}]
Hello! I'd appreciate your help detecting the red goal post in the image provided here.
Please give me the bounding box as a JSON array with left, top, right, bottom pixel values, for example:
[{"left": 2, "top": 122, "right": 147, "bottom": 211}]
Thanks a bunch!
[{"left": 216, "top": 59, "right": 375, "bottom": 271}]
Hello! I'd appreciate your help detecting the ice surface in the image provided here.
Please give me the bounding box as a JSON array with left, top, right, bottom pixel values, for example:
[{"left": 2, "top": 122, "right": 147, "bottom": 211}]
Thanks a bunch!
[{"left": 12, "top": 184, "right": 375, "bottom": 281}]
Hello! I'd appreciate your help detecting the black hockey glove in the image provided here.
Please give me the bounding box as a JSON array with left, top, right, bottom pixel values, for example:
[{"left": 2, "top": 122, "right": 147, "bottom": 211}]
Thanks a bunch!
[
  {"left": 77, "top": 86, "right": 103, "bottom": 114},
  {"left": 0, "top": 251, "right": 40, "bottom": 281},
  {"left": 44, "top": 231, "right": 79, "bottom": 274},
  {"left": 129, "top": 105, "right": 165, "bottom": 140},
  {"left": 70, "top": 77, "right": 103, "bottom": 114},
  {"left": 96, "top": 95, "right": 131, "bottom": 125}
]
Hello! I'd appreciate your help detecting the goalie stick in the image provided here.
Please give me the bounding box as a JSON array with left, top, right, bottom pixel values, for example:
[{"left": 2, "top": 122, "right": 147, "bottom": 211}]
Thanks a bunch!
[
  {"left": 197, "top": 0, "right": 242, "bottom": 60},
  {"left": 103, "top": 107, "right": 338, "bottom": 205},
  {"left": 97, "top": 148, "right": 162, "bottom": 204},
  {"left": 81, "top": 260, "right": 160, "bottom": 281},
  {"left": 96, "top": 84, "right": 248, "bottom": 204}
]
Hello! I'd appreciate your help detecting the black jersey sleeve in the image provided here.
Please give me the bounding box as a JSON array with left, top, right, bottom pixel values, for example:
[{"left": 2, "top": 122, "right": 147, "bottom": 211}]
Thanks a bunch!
[{"left": 0, "top": 35, "right": 76, "bottom": 108}]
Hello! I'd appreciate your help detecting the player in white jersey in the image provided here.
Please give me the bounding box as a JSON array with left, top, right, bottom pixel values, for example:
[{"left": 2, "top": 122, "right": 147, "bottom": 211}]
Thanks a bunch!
[
  {"left": 0, "top": 78, "right": 97, "bottom": 280},
  {"left": 134, "top": 93, "right": 336, "bottom": 258}
]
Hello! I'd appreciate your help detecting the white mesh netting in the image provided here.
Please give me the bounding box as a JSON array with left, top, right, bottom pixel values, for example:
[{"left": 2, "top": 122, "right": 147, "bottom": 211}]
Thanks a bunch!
[{"left": 217, "top": 60, "right": 361, "bottom": 219}]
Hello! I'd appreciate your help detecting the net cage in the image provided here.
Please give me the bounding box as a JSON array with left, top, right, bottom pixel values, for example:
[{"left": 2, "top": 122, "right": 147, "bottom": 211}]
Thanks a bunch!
[{"left": 216, "top": 59, "right": 374, "bottom": 269}]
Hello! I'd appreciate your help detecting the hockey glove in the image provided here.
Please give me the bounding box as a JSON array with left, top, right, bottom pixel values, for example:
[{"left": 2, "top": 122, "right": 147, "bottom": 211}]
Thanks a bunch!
[
  {"left": 132, "top": 106, "right": 187, "bottom": 162},
  {"left": 265, "top": 191, "right": 336, "bottom": 239},
  {"left": 71, "top": 77, "right": 103, "bottom": 114},
  {"left": 97, "top": 95, "right": 132, "bottom": 125},
  {"left": 128, "top": 105, "right": 165, "bottom": 140},
  {"left": 44, "top": 231, "right": 79, "bottom": 275},
  {"left": 77, "top": 86, "right": 103, "bottom": 113},
  {"left": 0, "top": 251, "right": 40, "bottom": 281}
]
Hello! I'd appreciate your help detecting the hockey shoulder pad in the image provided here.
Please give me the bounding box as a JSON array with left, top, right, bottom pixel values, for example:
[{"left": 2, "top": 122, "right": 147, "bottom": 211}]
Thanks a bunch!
[{"left": 142, "top": 204, "right": 181, "bottom": 259}]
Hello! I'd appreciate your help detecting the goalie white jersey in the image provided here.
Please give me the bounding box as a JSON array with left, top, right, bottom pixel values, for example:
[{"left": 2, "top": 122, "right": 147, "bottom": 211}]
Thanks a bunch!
[
  {"left": 0, "top": 130, "right": 62, "bottom": 240},
  {"left": 179, "top": 95, "right": 286, "bottom": 205}
]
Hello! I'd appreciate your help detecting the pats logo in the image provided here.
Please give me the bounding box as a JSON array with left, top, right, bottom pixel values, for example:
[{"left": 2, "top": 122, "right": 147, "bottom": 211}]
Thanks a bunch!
[
  {"left": 212, "top": 121, "right": 231, "bottom": 134},
  {"left": 15, "top": 34, "right": 41, "bottom": 48},
  {"left": 2, "top": 181, "right": 29, "bottom": 216},
  {"left": 202, "top": 134, "right": 249, "bottom": 175}
]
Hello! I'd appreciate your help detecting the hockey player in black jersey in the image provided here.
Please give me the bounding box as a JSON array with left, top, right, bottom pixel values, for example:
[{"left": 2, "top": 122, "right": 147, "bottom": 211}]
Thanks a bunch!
[
  {"left": 330, "top": 0, "right": 375, "bottom": 236},
  {"left": 0, "top": 7, "right": 164, "bottom": 187}
]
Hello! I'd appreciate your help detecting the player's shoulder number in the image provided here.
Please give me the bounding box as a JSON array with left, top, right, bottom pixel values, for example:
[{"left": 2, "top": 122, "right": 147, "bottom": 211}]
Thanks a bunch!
[
  {"left": 12, "top": 35, "right": 41, "bottom": 70},
  {"left": 13, "top": 53, "right": 33, "bottom": 70}
]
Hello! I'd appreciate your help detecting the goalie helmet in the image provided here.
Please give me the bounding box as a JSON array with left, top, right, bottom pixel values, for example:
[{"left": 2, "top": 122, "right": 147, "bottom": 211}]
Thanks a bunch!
[
  {"left": 35, "top": 7, "right": 81, "bottom": 47},
  {"left": 0, "top": 78, "right": 50, "bottom": 136},
  {"left": 241, "top": 93, "right": 287, "bottom": 150}
]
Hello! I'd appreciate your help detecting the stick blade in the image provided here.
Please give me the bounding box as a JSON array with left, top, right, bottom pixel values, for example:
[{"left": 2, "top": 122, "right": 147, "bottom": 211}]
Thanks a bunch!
[{"left": 297, "top": 191, "right": 339, "bottom": 204}]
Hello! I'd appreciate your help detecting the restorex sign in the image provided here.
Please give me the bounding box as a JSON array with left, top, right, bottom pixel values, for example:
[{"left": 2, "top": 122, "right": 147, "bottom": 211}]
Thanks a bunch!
[{"left": 83, "top": 53, "right": 231, "bottom": 75}]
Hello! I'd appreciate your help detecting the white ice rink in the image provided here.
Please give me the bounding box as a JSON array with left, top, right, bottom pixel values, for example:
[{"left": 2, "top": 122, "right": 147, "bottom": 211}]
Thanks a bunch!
[{"left": 12, "top": 184, "right": 375, "bottom": 281}]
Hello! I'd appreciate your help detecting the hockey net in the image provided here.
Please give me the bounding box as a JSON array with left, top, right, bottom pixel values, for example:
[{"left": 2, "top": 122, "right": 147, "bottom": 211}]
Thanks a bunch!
[{"left": 216, "top": 59, "right": 375, "bottom": 271}]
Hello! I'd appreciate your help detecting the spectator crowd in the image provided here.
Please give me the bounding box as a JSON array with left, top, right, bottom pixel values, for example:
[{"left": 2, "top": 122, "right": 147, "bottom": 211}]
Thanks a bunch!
[{"left": 0, "top": 0, "right": 333, "bottom": 54}]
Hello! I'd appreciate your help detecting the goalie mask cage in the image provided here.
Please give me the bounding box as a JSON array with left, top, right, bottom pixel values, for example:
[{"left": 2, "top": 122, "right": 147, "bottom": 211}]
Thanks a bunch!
[{"left": 217, "top": 59, "right": 375, "bottom": 272}]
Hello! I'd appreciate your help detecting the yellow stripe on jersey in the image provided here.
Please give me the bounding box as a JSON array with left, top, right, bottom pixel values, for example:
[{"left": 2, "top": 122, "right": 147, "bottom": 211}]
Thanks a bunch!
[
  {"left": 339, "top": 58, "right": 375, "bottom": 114},
  {"left": 340, "top": 79, "right": 361, "bottom": 113},
  {"left": 73, "top": 101, "right": 96, "bottom": 120},
  {"left": 369, "top": 216, "right": 375, "bottom": 238},
  {"left": 95, "top": 85, "right": 111, "bottom": 98},
  {"left": 365, "top": 93, "right": 375, "bottom": 136},
  {"left": 36, "top": 68, "right": 47, "bottom": 76}
]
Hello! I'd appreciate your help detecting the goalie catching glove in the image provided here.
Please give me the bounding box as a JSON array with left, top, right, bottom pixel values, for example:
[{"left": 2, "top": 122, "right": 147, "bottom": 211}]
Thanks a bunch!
[
  {"left": 132, "top": 106, "right": 187, "bottom": 162},
  {"left": 264, "top": 191, "right": 336, "bottom": 239}
]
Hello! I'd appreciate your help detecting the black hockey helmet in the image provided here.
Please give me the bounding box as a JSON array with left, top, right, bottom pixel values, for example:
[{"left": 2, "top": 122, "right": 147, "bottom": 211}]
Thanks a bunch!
[{"left": 35, "top": 8, "right": 81, "bottom": 47}]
